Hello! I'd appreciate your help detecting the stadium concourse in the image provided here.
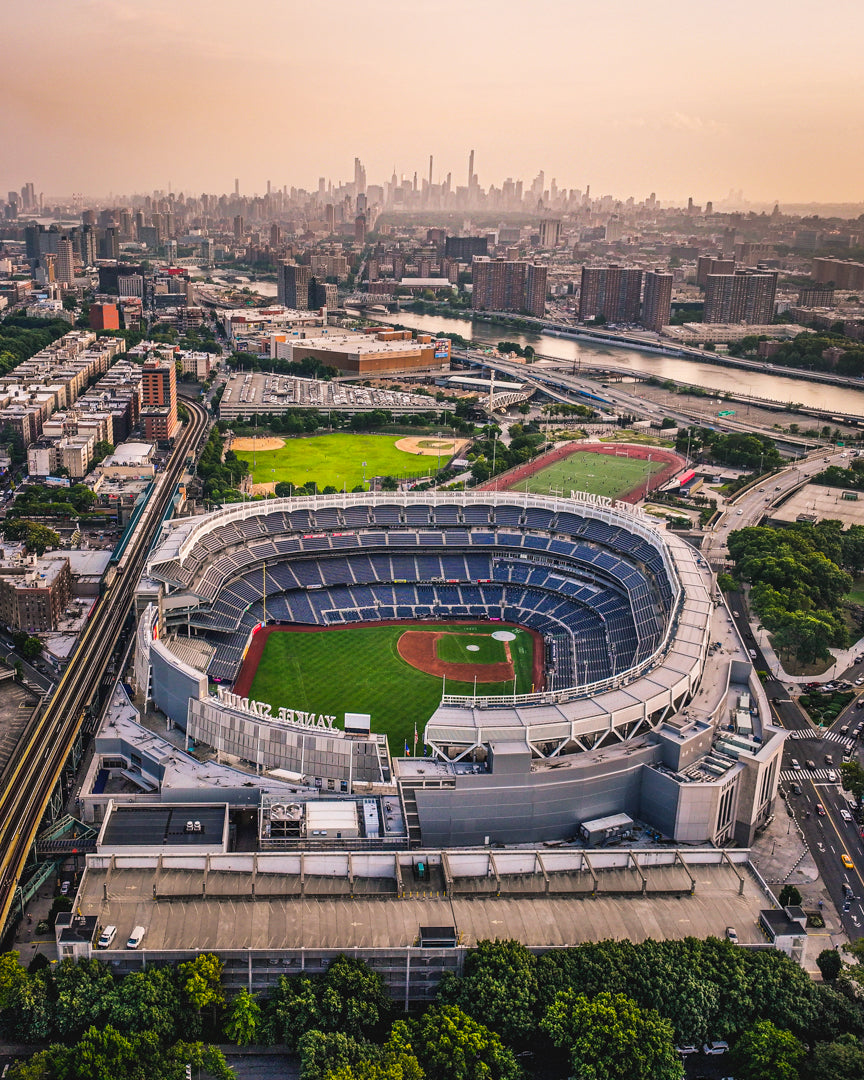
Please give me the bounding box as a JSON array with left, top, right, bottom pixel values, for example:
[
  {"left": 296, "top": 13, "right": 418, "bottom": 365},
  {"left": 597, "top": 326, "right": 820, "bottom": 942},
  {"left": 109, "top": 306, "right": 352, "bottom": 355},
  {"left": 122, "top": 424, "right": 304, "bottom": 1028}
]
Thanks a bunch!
[{"left": 131, "top": 489, "right": 786, "bottom": 849}]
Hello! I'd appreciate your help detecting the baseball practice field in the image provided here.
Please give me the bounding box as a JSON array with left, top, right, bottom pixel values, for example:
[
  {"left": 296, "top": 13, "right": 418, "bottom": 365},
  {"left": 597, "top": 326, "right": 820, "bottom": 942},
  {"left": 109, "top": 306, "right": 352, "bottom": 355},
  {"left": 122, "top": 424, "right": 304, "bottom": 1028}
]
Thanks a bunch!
[{"left": 233, "top": 433, "right": 444, "bottom": 491}]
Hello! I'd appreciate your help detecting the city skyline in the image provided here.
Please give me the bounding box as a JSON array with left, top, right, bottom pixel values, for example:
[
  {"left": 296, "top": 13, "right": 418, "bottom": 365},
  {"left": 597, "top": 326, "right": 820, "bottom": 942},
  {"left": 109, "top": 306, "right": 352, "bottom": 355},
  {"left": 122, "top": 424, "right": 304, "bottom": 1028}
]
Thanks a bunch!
[{"left": 3, "top": 0, "right": 863, "bottom": 205}]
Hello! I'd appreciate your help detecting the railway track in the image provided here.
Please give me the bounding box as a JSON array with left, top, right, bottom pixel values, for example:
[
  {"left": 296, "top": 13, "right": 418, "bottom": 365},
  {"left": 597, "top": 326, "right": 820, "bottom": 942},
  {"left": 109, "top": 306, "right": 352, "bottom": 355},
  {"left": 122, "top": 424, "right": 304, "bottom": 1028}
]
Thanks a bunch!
[{"left": 0, "top": 400, "right": 208, "bottom": 932}]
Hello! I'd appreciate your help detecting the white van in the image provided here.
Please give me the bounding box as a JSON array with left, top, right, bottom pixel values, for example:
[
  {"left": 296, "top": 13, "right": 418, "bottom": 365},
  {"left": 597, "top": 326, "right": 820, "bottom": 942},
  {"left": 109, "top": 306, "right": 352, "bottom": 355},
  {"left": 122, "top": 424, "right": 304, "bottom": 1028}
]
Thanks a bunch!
[
  {"left": 126, "top": 925, "right": 146, "bottom": 949},
  {"left": 97, "top": 925, "right": 117, "bottom": 949}
]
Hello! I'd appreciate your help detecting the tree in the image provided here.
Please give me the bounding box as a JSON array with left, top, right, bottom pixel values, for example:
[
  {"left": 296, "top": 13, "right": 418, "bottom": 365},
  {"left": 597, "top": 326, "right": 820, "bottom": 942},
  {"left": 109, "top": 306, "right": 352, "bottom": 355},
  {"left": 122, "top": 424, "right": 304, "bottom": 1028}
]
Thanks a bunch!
[
  {"left": 323, "top": 1024, "right": 424, "bottom": 1080},
  {"left": 380, "top": 476, "right": 398, "bottom": 492},
  {"left": 65, "top": 1024, "right": 159, "bottom": 1080},
  {"left": 1, "top": 521, "right": 61, "bottom": 555},
  {"left": 408, "top": 1004, "right": 519, "bottom": 1080},
  {"left": 92, "top": 441, "right": 114, "bottom": 467},
  {"left": 779, "top": 885, "right": 802, "bottom": 907},
  {"left": 223, "top": 989, "right": 260, "bottom": 1046},
  {"left": 729, "top": 1019, "right": 804, "bottom": 1080},
  {"left": 540, "top": 990, "right": 683, "bottom": 1080},
  {"left": 298, "top": 1029, "right": 360, "bottom": 1080},
  {"left": 842, "top": 761, "right": 864, "bottom": 806},
  {"left": 51, "top": 957, "right": 115, "bottom": 1040},
  {"left": 106, "top": 967, "right": 181, "bottom": 1044},
  {"left": 178, "top": 952, "right": 224, "bottom": 1015},
  {"left": 817, "top": 949, "right": 843, "bottom": 982},
  {"left": 316, "top": 955, "right": 390, "bottom": 1040},
  {"left": 805, "top": 1036, "right": 864, "bottom": 1080},
  {"left": 268, "top": 975, "right": 322, "bottom": 1048},
  {"left": 0, "top": 951, "right": 29, "bottom": 1013},
  {"left": 438, "top": 938, "right": 539, "bottom": 1044}
]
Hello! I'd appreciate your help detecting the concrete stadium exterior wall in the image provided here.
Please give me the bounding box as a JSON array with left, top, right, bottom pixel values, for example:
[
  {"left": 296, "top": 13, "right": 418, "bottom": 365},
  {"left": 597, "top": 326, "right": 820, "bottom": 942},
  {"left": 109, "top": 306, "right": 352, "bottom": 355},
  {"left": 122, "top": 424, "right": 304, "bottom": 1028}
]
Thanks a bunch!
[
  {"left": 149, "top": 639, "right": 208, "bottom": 729},
  {"left": 187, "top": 696, "right": 386, "bottom": 787},
  {"left": 414, "top": 742, "right": 659, "bottom": 846}
]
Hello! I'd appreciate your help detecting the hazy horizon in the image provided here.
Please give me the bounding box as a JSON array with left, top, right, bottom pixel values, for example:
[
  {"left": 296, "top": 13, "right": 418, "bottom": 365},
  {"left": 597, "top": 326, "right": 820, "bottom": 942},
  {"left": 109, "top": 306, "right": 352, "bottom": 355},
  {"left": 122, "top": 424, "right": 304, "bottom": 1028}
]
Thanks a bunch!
[{"left": 3, "top": 0, "right": 863, "bottom": 205}]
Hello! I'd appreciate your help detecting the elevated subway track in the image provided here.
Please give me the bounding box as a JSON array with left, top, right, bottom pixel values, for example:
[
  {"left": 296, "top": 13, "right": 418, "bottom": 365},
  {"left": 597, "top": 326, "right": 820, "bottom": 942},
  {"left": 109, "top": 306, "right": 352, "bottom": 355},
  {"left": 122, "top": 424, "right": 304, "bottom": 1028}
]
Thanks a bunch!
[{"left": 0, "top": 400, "right": 208, "bottom": 935}]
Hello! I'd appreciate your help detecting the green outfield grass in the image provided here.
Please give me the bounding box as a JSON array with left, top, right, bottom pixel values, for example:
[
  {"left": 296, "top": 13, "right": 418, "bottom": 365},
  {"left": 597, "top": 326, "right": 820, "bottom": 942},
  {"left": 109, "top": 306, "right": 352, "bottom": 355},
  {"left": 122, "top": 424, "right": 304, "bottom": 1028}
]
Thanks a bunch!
[
  {"left": 507, "top": 451, "right": 664, "bottom": 499},
  {"left": 236, "top": 433, "right": 437, "bottom": 489},
  {"left": 435, "top": 632, "right": 507, "bottom": 664},
  {"left": 247, "top": 623, "right": 535, "bottom": 750}
]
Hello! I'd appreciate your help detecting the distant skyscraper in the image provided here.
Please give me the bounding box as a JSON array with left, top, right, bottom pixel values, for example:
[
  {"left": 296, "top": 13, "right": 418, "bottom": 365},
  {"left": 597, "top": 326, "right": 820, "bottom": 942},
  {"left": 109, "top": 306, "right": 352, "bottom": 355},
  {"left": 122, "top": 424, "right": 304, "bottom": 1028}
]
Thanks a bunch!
[
  {"left": 703, "top": 270, "right": 778, "bottom": 324},
  {"left": 277, "top": 262, "right": 310, "bottom": 309},
  {"left": 56, "top": 237, "right": 75, "bottom": 285},
  {"left": 355, "top": 214, "right": 367, "bottom": 246},
  {"left": 468, "top": 149, "right": 475, "bottom": 189},
  {"left": 445, "top": 236, "right": 487, "bottom": 261},
  {"left": 641, "top": 270, "right": 673, "bottom": 332},
  {"left": 233, "top": 215, "right": 244, "bottom": 241},
  {"left": 579, "top": 266, "right": 643, "bottom": 323},
  {"left": 354, "top": 157, "right": 366, "bottom": 195},
  {"left": 234, "top": 178, "right": 239, "bottom": 197},
  {"left": 538, "top": 219, "right": 561, "bottom": 248}
]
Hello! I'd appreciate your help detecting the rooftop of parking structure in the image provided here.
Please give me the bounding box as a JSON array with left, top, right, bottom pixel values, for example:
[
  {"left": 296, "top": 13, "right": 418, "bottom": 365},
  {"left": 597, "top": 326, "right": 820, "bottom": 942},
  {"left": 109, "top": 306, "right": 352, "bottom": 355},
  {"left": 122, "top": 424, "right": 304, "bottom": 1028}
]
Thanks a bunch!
[{"left": 77, "top": 847, "right": 772, "bottom": 952}]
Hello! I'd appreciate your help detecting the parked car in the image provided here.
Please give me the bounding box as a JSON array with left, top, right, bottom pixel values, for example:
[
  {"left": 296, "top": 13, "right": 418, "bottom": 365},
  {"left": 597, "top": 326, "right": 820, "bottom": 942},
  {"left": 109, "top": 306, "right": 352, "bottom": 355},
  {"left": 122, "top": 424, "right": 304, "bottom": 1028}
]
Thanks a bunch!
[
  {"left": 725, "top": 927, "right": 738, "bottom": 944},
  {"left": 675, "top": 1044, "right": 698, "bottom": 1056},
  {"left": 703, "top": 1041, "right": 729, "bottom": 1055},
  {"left": 97, "top": 926, "right": 117, "bottom": 949}
]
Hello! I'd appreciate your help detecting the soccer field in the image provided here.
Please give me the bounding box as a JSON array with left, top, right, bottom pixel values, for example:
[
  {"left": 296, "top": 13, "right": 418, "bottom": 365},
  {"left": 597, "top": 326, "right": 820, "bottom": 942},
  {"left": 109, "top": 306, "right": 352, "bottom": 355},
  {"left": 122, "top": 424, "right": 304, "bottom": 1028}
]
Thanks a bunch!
[
  {"left": 246, "top": 623, "right": 535, "bottom": 750},
  {"left": 236, "top": 433, "right": 437, "bottom": 490},
  {"left": 507, "top": 451, "right": 664, "bottom": 499}
]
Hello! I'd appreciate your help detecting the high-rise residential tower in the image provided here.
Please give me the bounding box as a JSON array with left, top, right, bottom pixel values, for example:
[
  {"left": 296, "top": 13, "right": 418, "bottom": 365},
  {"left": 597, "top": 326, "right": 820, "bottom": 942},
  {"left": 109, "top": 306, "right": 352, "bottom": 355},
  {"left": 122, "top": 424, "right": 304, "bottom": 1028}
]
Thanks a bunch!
[
  {"left": 579, "top": 265, "right": 643, "bottom": 323},
  {"left": 640, "top": 270, "right": 673, "bottom": 332},
  {"left": 472, "top": 257, "right": 546, "bottom": 318},
  {"left": 277, "top": 262, "right": 311, "bottom": 309},
  {"left": 703, "top": 270, "right": 778, "bottom": 324}
]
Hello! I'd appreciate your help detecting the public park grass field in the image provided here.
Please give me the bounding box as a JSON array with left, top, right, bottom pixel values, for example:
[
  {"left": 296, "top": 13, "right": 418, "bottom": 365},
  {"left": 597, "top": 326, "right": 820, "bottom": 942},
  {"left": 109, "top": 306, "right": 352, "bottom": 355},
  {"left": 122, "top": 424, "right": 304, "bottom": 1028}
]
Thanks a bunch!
[
  {"left": 846, "top": 576, "right": 864, "bottom": 606},
  {"left": 507, "top": 451, "right": 664, "bottom": 499},
  {"left": 247, "top": 623, "right": 535, "bottom": 750},
  {"left": 235, "top": 433, "right": 437, "bottom": 490}
]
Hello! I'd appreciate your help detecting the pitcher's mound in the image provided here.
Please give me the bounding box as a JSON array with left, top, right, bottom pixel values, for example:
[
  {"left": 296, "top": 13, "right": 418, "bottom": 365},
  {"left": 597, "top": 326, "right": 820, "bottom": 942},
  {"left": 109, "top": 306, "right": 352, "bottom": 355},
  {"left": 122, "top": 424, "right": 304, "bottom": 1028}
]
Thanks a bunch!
[
  {"left": 395, "top": 436, "right": 468, "bottom": 457},
  {"left": 232, "top": 437, "right": 285, "bottom": 451}
]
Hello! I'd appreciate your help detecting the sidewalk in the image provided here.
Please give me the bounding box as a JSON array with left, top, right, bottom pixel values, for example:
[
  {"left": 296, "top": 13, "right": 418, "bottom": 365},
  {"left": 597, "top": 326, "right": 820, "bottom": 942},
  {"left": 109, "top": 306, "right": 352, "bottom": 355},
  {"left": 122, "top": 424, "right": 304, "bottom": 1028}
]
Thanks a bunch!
[
  {"left": 749, "top": 799, "right": 848, "bottom": 972},
  {"left": 753, "top": 620, "right": 864, "bottom": 686}
]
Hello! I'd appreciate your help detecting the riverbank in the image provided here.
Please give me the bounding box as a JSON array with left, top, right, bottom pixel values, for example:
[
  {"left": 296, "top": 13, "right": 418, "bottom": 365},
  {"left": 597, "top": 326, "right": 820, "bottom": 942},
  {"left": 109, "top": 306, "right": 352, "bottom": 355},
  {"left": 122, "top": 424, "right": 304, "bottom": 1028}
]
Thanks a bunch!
[{"left": 359, "top": 308, "right": 864, "bottom": 417}]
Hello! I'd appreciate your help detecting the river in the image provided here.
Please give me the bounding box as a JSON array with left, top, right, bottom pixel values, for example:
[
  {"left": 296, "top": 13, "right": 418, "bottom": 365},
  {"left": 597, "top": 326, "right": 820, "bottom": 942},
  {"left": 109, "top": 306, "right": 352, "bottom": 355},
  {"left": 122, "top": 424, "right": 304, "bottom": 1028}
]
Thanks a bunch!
[{"left": 347, "top": 308, "right": 864, "bottom": 416}]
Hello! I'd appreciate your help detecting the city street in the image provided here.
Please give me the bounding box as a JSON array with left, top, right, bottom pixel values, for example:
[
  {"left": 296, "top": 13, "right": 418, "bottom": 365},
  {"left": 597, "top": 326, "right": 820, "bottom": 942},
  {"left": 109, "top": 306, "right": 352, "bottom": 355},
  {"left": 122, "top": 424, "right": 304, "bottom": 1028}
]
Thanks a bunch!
[{"left": 707, "top": 447, "right": 864, "bottom": 936}]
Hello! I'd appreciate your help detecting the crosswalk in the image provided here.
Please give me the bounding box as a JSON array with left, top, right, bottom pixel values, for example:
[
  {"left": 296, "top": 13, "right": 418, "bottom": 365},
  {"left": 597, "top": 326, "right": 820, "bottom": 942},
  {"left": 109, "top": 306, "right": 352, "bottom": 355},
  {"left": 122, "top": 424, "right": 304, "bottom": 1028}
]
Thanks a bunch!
[
  {"left": 786, "top": 729, "right": 854, "bottom": 748},
  {"left": 780, "top": 769, "right": 839, "bottom": 783}
]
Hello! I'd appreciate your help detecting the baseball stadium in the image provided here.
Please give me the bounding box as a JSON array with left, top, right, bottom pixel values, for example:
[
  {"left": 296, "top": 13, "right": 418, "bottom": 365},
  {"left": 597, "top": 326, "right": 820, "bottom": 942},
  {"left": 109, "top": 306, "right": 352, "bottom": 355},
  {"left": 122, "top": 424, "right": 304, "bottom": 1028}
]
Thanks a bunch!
[{"left": 136, "top": 490, "right": 784, "bottom": 847}]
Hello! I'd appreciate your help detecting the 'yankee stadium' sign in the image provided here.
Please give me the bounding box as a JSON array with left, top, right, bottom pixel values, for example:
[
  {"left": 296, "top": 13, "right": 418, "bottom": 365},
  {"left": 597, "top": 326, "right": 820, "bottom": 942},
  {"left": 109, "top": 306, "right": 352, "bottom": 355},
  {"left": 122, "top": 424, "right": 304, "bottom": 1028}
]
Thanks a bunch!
[{"left": 215, "top": 687, "right": 337, "bottom": 730}]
